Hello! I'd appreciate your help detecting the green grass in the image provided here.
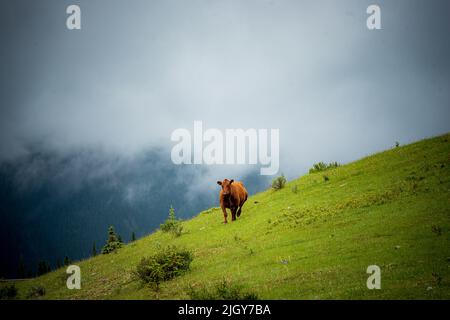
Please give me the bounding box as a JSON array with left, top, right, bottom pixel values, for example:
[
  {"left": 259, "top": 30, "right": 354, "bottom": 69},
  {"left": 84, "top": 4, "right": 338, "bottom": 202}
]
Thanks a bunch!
[{"left": 3, "top": 133, "right": 450, "bottom": 299}]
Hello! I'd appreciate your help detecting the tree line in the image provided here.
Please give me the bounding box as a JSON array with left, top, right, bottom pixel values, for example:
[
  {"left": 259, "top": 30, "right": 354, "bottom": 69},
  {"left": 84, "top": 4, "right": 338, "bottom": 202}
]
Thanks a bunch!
[{"left": 14, "top": 226, "right": 137, "bottom": 279}]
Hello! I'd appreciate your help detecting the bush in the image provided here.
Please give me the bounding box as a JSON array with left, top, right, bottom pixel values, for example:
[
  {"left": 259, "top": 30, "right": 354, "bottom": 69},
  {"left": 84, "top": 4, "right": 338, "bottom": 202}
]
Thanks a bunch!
[
  {"left": 0, "top": 284, "right": 18, "bottom": 300},
  {"left": 160, "top": 206, "right": 183, "bottom": 237},
  {"left": 188, "top": 279, "right": 258, "bottom": 300},
  {"left": 26, "top": 285, "right": 46, "bottom": 299},
  {"left": 309, "top": 162, "right": 340, "bottom": 174},
  {"left": 172, "top": 224, "right": 183, "bottom": 237},
  {"left": 432, "top": 272, "right": 442, "bottom": 285},
  {"left": 323, "top": 175, "right": 329, "bottom": 182},
  {"left": 431, "top": 225, "right": 442, "bottom": 236},
  {"left": 291, "top": 185, "right": 298, "bottom": 194},
  {"left": 272, "top": 175, "right": 287, "bottom": 190},
  {"left": 102, "top": 226, "right": 123, "bottom": 254},
  {"left": 134, "top": 246, "right": 193, "bottom": 290}
]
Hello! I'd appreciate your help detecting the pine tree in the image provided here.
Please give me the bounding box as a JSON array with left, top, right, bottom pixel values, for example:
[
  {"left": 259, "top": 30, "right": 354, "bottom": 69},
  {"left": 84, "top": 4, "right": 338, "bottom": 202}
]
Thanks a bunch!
[
  {"left": 169, "top": 205, "right": 176, "bottom": 221},
  {"left": 37, "top": 261, "right": 49, "bottom": 276},
  {"left": 108, "top": 226, "right": 118, "bottom": 243},
  {"left": 117, "top": 234, "right": 123, "bottom": 244},
  {"left": 63, "top": 256, "right": 71, "bottom": 266},
  {"left": 131, "top": 232, "right": 136, "bottom": 242},
  {"left": 92, "top": 242, "right": 97, "bottom": 256},
  {"left": 160, "top": 205, "right": 182, "bottom": 236},
  {"left": 17, "top": 255, "right": 26, "bottom": 278},
  {"left": 101, "top": 226, "right": 122, "bottom": 254}
]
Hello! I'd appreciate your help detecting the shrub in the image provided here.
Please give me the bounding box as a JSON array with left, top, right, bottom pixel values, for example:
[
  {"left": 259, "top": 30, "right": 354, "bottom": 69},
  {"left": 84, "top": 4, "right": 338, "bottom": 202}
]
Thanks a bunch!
[
  {"left": 431, "top": 225, "right": 442, "bottom": 236},
  {"left": 0, "top": 284, "right": 18, "bottom": 300},
  {"left": 323, "top": 175, "right": 329, "bottom": 182},
  {"left": 291, "top": 185, "right": 298, "bottom": 194},
  {"left": 432, "top": 272, "right": 442, "bottom": 285},
  {"left": 26, "top": 285, "right": 46, "bottom": 299},
  {"left": 309, "top": 162, "right": 340, "bottom": 174},
  {"left": 134, "top": 246, "right": 193, "bottom": 290},
  {"left": 102, "top": 226, "right": 123, "bottom": 254},
  {"left": 188, "top": 279, "right": 258, "bottom": 300},
  {"left": 272, "top": 175, "right": 287, "bottom": 190},
  {"left": 160, "top": 206, "right": 183, "bottom": 237},
  {"left": 172, "top": 224, "right": 183, "bottom": 237},
  {"left": 310, "top": 162, "right": 327, "bottom": 173}
]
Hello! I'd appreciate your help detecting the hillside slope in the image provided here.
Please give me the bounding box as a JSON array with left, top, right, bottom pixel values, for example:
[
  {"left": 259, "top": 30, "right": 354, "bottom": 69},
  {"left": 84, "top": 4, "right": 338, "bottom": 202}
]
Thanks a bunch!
[{"left": 5, "top": 134, "right": 450, "bottom": 299}]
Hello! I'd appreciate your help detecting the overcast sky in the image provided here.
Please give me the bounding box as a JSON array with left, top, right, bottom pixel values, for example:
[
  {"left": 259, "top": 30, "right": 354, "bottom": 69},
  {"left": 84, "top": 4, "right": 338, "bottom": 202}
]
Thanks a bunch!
[{"left": 1, "top": 0, "right": 449, "bottom": 178}]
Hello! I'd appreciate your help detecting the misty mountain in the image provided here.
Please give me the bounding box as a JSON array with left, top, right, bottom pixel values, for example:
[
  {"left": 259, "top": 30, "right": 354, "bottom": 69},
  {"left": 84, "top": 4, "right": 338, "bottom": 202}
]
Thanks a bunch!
[{"left": 0, "top": 147, "right": 270, "bottom": 278}]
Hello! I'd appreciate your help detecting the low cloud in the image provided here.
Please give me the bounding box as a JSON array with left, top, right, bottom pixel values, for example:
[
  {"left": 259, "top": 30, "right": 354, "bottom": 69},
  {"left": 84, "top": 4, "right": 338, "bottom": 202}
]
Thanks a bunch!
[{"left": 1, "top": 0, "right": 449, "bottom": 179}]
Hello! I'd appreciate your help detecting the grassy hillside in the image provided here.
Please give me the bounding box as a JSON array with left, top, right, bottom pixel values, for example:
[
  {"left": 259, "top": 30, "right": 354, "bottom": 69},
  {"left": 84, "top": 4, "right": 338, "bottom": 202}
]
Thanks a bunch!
[{"left": 4, "top": 134, "right": 450, "bottom": 299}]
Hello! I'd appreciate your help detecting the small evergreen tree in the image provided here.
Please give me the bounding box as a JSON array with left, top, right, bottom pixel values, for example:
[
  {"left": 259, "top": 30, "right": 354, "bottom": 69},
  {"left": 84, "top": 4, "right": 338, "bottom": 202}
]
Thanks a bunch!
[
  {"left": 63, "top": 256, "right": 71, "bottom": 266},
  {"left": 37, "top": 261, "right": 44, "bottom": 276},
  {"left": 17, "top": 255, "right": 26, "bottom": 278},
  {"left": 101, "top": 226, "right": 123, "bottom": 254},
  {"left": 108, "top": 226, "right": 118, "bottom": 242},
  {"left": 169, "top": 205, "right": 175, "bottom": 221},
  {"left": 117, "top": 234, "right": 123, "bottom": 244},
  {"left": 37, "top": 261, "right": 50, "bottom": 276},
  {"left": 56, "top": 258, "right": 62, "bottom": 269},
  {"left": 160, "top": 206, "right": 183, "bottom": 237},
  {"left": 131, "top": 232, "right": 136, "bottom": 242},
  {"left": 92, "top": 242, "right": 97, "bottom": 256}
]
